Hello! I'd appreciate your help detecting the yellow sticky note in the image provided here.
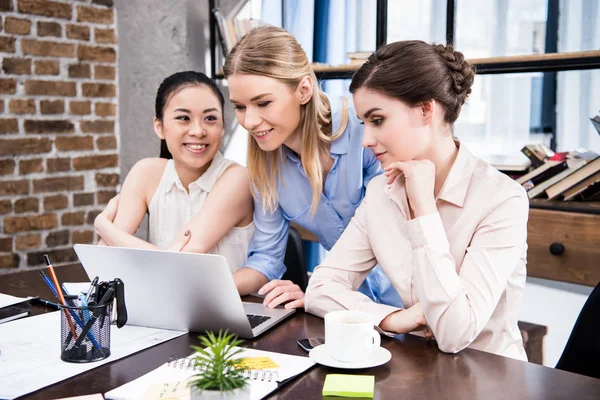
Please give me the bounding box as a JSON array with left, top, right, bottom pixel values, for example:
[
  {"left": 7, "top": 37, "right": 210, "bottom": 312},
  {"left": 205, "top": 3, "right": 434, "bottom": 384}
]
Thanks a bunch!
[
  {"left": 237, "top": 356, "right": 280, "bottom": 370},
  {"left": 322, "top": 374, "right": 375, "bottom": 398}
]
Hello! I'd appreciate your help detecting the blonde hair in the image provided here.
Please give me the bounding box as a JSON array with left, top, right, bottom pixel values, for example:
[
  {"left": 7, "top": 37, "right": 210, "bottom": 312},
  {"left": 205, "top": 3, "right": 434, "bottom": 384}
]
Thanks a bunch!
[{"left": 223, "top": 25, "right": 348, "bottom": 215}]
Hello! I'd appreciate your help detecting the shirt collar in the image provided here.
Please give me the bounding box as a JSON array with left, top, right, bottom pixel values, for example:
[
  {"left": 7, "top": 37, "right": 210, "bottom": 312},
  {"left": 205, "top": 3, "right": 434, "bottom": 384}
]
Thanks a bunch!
[
  {"left": 384, "top": 141, "right": 476, "bottom": 212},
  {"left": 435, "top": 141, "right": 477, "bottom": 207},
  {"left": 164, "top": 151, "right": 225, "bottom": 194}
]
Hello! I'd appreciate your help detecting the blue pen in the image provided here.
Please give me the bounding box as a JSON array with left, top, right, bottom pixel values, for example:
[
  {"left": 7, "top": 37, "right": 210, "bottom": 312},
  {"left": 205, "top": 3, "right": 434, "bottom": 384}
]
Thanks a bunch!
[{"left": 38, "top": 271, "right": 102, "bottom": 350}]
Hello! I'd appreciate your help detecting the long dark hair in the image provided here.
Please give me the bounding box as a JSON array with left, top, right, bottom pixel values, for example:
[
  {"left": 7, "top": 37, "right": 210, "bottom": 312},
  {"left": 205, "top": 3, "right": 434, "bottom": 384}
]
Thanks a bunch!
[
  {"left": 349, "top": 41, "right": 475, "bottom": 125},
  {"left": 155, "top": 71, "right": 225, "bottom": 159}
]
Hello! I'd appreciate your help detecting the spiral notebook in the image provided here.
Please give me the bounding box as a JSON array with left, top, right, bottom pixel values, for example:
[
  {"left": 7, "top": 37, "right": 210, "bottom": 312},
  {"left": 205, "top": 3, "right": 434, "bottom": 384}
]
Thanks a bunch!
[{"left": 105, "top": 347, "right": 315, "bottom": 400}]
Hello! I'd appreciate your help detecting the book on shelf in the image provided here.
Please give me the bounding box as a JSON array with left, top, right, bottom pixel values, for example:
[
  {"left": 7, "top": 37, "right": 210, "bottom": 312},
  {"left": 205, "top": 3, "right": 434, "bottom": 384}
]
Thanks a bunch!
[
  {"left": 563, "top": 170, "right": 600, "bottom": 201},
  {"left": 545, "top": 156, "right": 600, "bottom": 200},
  {"left": 104, "top": 347, "right": 315, "bottom": 400},
  {"left": 212, "top": 8, "right": 265, "bottom": 55},
  {"left": 526, "top": 158, "right": 588, "bottom": 199},
  {"left": 517, "top": 160, "right": 568, "bottom": 189},
  {"left": 591, "top": 113, "right": 600, "bottom": 135},
  {"left": 576, "top": 180, "right": 600, "bottom": 201},
  {"left": 521, "top": 144, "right": 554, "bottom": 168}
]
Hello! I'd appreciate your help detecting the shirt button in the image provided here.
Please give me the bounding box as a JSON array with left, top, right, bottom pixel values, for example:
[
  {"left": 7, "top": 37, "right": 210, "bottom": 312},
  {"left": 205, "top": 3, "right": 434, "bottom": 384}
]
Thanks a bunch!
[
  {"left": 338, "top": 227, "right": 343, "bottom": 233},
  {"left": 331, "top": 169, "right": 336, "bottom": 174}
]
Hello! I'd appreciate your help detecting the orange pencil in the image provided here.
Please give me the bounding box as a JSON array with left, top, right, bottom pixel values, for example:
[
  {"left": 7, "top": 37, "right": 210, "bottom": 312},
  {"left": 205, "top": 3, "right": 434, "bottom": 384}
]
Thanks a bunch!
[{"left": 45, "top": 254, "right": 78, "bottom": 339}]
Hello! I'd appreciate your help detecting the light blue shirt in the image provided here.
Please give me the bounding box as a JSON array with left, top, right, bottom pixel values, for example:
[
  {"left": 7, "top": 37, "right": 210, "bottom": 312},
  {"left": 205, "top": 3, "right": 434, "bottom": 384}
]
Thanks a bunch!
[{"left": 245, "top": 106, "right": 403, "bottom": 307}]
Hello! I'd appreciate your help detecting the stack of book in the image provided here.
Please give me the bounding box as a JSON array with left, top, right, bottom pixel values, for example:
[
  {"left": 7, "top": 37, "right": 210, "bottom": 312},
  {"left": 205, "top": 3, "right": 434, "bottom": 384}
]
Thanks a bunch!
[
  {"left": 517, "top": 144, "right": 600, "bottom": 201},
  {"left": 346, "top": 51, "right": 373, "bottom": 65},
  {"left": 213, "top": 8, "right": 265, "bottom": 55}
]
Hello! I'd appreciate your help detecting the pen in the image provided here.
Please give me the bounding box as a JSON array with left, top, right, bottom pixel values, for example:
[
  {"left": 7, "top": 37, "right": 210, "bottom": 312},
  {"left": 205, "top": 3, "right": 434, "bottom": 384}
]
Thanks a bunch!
[
  {"left": 71, "top": 287, "right": 114, "bottom": 350},
  {"left": 44, "top": 254, "right": 78, "bottom": 340},
  {"left": 29, "top": 297, "right": 61, "bottom": 310},
  {"left": 85, "top": 276, "right": 99, "bottom": 303}
]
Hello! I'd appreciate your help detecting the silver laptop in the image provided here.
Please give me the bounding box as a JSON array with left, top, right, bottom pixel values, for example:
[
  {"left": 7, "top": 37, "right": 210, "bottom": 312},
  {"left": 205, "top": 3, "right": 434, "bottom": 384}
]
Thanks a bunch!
[{"left": 73, "top": 244, "right": 295, "bottom": 338}]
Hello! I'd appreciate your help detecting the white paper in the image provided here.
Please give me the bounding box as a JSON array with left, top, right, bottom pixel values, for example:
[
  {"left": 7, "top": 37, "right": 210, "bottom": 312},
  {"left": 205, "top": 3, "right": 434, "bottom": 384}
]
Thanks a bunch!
[
  {"left": 63, "top": 282, "right": 93, "bottom": 296},
  {"left": 0, "top": 312, "right": 187, "bottom": 400},
  {"left": 106, "top": 347, "right": 316, "bottom": 400},
  {"left": 0, "top": 293, "right": 29, "bottom": 309}
]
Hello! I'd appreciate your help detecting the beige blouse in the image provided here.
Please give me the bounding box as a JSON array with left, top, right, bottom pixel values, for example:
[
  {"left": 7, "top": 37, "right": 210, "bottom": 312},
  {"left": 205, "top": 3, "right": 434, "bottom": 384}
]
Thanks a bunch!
[
  {"left": 305, "top": 143, "right": 529, "bottom": 361},
  {"left": 148, "top": 152, "right": 254, "bottom": 273}
]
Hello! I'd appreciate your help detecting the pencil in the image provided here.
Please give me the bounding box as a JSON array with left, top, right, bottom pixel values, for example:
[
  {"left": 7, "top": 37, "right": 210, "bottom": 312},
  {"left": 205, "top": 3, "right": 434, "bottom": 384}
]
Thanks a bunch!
[{"left": 44, "top": 254, "right": 78, "bottom": 339}]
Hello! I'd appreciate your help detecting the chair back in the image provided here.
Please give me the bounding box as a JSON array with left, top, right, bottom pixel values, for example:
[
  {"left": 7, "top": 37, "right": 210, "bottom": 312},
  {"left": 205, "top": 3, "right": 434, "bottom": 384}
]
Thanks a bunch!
[{"left": 555, "top": 281, "right": 600, "bottom": 379}]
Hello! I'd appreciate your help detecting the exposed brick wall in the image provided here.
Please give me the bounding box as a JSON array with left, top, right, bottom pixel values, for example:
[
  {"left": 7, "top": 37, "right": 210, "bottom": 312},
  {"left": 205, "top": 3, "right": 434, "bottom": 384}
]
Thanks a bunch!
[{"left": 0, "top": 0, "right": 118, "bottom": 272}]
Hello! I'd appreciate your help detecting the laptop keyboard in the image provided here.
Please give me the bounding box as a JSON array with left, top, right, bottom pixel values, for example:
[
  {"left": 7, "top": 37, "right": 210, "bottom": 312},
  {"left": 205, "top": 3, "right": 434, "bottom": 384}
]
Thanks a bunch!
[{"left": 246, "top": 314, "right": 272, "bottom": 329}]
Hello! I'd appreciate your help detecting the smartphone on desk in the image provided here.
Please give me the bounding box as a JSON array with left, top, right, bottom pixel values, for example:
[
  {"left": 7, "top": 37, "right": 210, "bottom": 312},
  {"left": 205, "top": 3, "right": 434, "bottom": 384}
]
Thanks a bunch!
[{"left": 297, "top": 337, "right": 325, "bottom": 352}]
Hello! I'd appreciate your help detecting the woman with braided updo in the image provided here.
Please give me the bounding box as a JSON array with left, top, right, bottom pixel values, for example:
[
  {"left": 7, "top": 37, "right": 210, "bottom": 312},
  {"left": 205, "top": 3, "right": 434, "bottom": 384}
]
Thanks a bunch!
[{"left": 305, "top": 41, "right": 529, "bottom": 360}]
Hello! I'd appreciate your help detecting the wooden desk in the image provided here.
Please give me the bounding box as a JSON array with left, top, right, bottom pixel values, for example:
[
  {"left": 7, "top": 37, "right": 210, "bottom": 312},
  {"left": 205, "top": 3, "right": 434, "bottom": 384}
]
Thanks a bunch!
[{"left": 3, "top": 265, "right": 600, "bottom": 399}]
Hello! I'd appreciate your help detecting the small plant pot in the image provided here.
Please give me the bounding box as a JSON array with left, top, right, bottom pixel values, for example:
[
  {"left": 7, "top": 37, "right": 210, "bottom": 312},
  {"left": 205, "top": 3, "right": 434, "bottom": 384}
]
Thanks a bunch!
[{"left": 190, "top": 385, "right": 250, "bottom": 400}]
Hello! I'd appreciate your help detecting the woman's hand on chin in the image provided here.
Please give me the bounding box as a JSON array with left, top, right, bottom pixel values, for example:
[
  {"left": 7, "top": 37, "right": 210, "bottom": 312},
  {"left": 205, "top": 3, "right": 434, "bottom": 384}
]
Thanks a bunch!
[{"left": 258, "top": 279, "right": 305, "bottom": 309}]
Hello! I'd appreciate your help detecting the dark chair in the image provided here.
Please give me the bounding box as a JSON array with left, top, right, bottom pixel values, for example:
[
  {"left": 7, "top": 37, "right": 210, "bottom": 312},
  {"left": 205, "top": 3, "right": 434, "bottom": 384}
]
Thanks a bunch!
[
  {"left": 555, "top": 281, "right": 600, "bottom": 379},
  {"left": 281, "top": 226, "right": 309, "bottom": 292}
]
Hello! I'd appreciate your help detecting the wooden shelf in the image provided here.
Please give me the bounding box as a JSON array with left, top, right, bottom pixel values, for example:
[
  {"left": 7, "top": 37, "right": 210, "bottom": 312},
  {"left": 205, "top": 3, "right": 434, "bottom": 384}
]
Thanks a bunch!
[
  {"left": 311, "top": 50, "right": 600, "bottom": 79},
  {"left": 529, "top": 199, "right": 600, "bottom": 215}
]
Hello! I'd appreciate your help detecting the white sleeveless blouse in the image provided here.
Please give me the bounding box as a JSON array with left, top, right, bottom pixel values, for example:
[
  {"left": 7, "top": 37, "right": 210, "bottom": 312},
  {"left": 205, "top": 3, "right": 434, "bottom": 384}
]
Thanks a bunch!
[{"left": 147, "top": 152, "right": 254, "bottom": 273}]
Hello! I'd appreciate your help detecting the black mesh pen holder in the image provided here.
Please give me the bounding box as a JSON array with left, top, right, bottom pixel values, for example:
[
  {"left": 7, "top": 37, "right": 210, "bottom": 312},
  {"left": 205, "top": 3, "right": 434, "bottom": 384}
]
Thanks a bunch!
[{"left": 59, "top": 302, "right": 112, "bottom": 363}]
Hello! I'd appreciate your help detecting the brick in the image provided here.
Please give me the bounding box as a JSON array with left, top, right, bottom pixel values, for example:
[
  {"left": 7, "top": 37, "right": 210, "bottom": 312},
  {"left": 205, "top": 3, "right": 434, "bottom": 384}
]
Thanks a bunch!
[
  {"left": 66, "top": 24, "right": 89, "bottom": 41},
  {"left": 55, "top": 136, "right": 93, "bottom": 151},
  {"left": 37, "top": 21, "right": 61, "bottom": 37},
  {"left": 0, "top": 0, "right": 14, "bottom": 11},
  {"left": 62, "top": 211, "right": 84, "bottom": 226},
  {"left": 95, "top": 102, "right": 115, "bottom": 116},
  {"left": 82, "top": 83, "right": 115, "bottom": 97},
  {"left": 0, "top": 199, "right": 12, "bottom": 214},
  {"left": 18, "top": 158, "right": 42, "bottom": 174},
  {"left": 0, "top": 254, "right": 20, "bottom": 269},
  {"left": 40, "top": 99, "right": 64, "bottom": 114},
  {"left": 80, "top": 120, "right": 114, "bottom": 134},
  {"left": 0, "top": 138, "right": 52, "bottom": 156},
  {"left": 25, "top": 80, "right": 76, "bottom": 96},
  {"left": 0, "top": 179, "right": 29, "bottom": 195},
  {"left": 28, "top": 247, "right": 77, "bottom": 266},
  {"left": 33, "top": 176, "right": 83, "bottom": 193},
  {"left": 0, "top": 36, "right": 16, "bottom": 53},
  {"left": 3, "top": 213, "right": 57, "bottom": 233},
  {"left": 14, "top": 196, "right": 38, "bottom": 213},
  {"left": 95, "top": 28, "right": 115, "bottom": 44},
  {"left": 43, "top": 194, "right": 67, "bottom": 211},
  {"left": 96, "top": 135, "right": 116, "bottom": 150},
  {"left": 73, "top": 192, "right": 94, "bottom": 206},
  {"left": 24, "top": 120, "right": 74, "bottom": 134},
  {"left": 22, "top": 39, "right": 74, "bottom": 57},
  {"left": 97, "top": 189, "right": 116, "bottom": 205},
  {"left": 95, "top": 172, "right": 118, "bottom": 186},
  {"left": 0, "top": 78, "right": 16, "bottom": 94},
  {"left": 0, "top": 159, "right": 15, "bottom": 175},
  {"left": 69, "top": 100, "right": 91, "bottom": 115},
  {"left": 9, "top": 99, "right": 35, "bottom": 114},
  {"left": 2, "top": 57, "right": 31, "bottom": 74},
  {"left": 16, "top": 233, "right": 40, "bottom": 250},
  {"left": 94, "top": 65, "right": 114, "bottom": 80},
  {"left": 0, "top": 237, "right": 12, "bottom": 252},
  {"left": 77, "top": 5, "right": 113, "bottom": 24},
  {"left": 86, "top": 209, "right": 101, "bottom": 224},
  {"left": 74, "top": 154, "right": 117, "bottom": 170},
  {"left": 68, "top": 63, "right": 90, "bottom": 78},
  {"left": 92, "top": 0, "right": 113, "bottom": 7},
  {"left": 5, "top": 17, "right": 31, "bottom": 35},
  {"left": 45, "top": 229, "right": 68, "bottom": 246},
  {"left": 34, "top": 60, "right": 60, "bottom": 75},
  {"left": 18, "top": 0, "right": 72, "bottom": 19},
  {"left": 77, "top": 45, "right": 115, "bottom": 63},
  {"left": 72, "top": 229, "right": 93, "bottom": 244},
  {"left": 46, "top": 157, "right": 70, "bottom": 172},
  {"left": 0, "top": 100, "right": 4, "bottom": 113},
  {"left": 0, "top": 118, "right": 19, "bottom": 133}
]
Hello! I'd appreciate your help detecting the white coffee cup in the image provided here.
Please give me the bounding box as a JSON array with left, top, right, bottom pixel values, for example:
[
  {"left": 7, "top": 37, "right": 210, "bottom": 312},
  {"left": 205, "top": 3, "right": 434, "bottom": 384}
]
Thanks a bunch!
[{"left": 324, "top": 310, "right": 381, "bottom": 363}]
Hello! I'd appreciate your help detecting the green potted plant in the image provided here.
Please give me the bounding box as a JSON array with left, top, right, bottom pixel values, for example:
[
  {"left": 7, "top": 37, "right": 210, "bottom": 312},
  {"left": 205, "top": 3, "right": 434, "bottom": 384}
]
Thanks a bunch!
[{"left": 189, "top": 330, "right": 250, "bottom": 400}]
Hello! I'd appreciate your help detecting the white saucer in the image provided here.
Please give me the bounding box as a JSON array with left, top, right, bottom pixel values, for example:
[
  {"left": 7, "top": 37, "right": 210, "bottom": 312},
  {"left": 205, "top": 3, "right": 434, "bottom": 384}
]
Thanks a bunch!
[{"left": 309, "top": 345, "right": 391, "bottom": 369}]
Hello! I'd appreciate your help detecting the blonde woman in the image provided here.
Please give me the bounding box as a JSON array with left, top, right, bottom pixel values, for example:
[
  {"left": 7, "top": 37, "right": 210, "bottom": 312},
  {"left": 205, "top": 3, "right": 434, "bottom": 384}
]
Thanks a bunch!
[{"left": 225, "top": 26, "right": 403, "bottom": 309}]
